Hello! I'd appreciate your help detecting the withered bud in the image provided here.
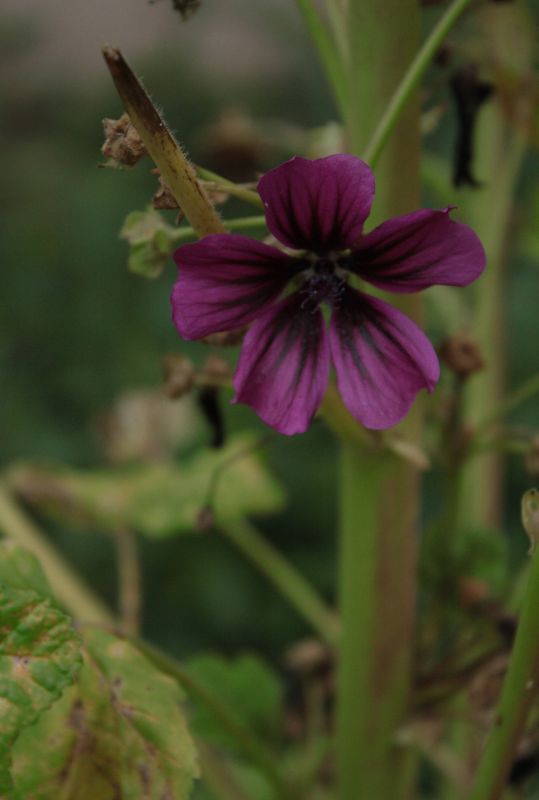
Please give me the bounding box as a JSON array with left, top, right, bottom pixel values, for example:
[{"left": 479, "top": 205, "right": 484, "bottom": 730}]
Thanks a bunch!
[
  {"left": 153, "top": 176, "right": 180, "bottom": 210},
  {"left": 196, "top": 505, "right": 214, "bottom": 532},
  {"left": 198, "top": 355, "right": 232, "bottom": 386},
  {"left": 101, "top": 113, "right": 147, "bottom": 167},
  {"left": 457, "top": 576, "right": 490, "bottom": 609},
  {"left": 162, "top": 354, "right": 196, "bottom": 399},
  {"left": 439, "top": 332, "right": 485, "bottom": 379},
  {"left": 200, "top": 328, "right": 247, "bottom": 347},
  {"left": 524, "top": 436, "right": 539, "bottom": 477},
  {"left": 202, "top": 109, "right": 266, "bottom": 181},
  {"left": 285, "top": 639, "right": 333, "bottom": 676}
]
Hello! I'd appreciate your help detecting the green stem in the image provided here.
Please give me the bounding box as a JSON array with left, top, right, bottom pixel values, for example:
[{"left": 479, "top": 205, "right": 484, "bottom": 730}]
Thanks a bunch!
[
  {"left": 337, "top": 3, "right": 423, "bottom": 799},
  {"left": 361, "top": 0, "right": 474, "bottom": 167},
  {"left": 114, "top": 526, "right": 141, "bottom": 636},
  {"left": 0, "top": 484, "right": 114, "bottom": 625},
  {"left": 294, "top": 0, "right": 348, "bottom": 115},
  {"left": 196, "top": 166, "right": 263, "bottom": 208},
  {"left": 218, "top": 517, "right": 340, "bottom": 648},
  {"left": 102, "top": 47, "right": 225, "bottom": 237},
  {"left": 134, "top": 637, "right": 287, "bottom": 797},
  {"left": 468, "top": 545, "right": 539, "bottom": 800},
  {"left": 473, "top": 372, "right": 539, "bottom": 443},
  {"left": 171, "top": 215, "right": 267, "bottom": 245}
]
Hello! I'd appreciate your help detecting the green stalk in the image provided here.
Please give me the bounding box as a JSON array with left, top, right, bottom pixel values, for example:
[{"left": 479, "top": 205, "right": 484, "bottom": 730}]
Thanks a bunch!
[
  {"left": 196, "top": 166, "right": 263, "bottom": 208},
  {"left": 460, "top": 101, "right": 528, "bottom": 529},
  {"left": 362, "top": 0, "right": 475, "bottom": 168},
  {"left": 468, "top": 538, "right": 539, "bottom": 798},
  {"left": 171, "top": 215, "right": 267, "bottom": 245},
  {"left": 294, "top": 0, "right": 348, "bottom": 115},
  {"left": 102, "top": 47, "right": 225, "bottom": 237},
  {"left": 337, "top": 4, "right": 422, "bottom": 798},
  {"left": 219, "top": 517, "right": 340, "bottom": 648},
  {"left": 0, "top": 484, "right": 114, "bottom": 624}
]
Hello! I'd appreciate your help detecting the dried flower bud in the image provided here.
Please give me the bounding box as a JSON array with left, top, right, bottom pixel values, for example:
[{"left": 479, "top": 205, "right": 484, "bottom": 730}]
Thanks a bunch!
[
  {"left": 101, "top": 113, "right": 147, "bottom": 167},
  {"left": 198, "top": 355, "right": 232, "bottom": 386},
  {"left": 439, "top": 332, "right": 485, "bottom": 379},
  {"left": 153, "top": 176, "right": 180, "bottom": 210},
  {"left": 202, "top": 109, "right": 266, "bottom": 181},
  {"left": 196, "top": 505, "right": 214, "bottom": 532},
  {"left": 524, "top": 436, "right": 539, "bottom": 477},
  {"left": 200, "top": 328, "right": 247, "bottom": 347},
  {"left": 162, "top": 354, "right": 196, "bottom": 399}
]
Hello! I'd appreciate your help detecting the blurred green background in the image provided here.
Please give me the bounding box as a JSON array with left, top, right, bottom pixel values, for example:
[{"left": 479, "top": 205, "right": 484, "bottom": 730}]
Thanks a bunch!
[{"left": 1, "top": 0, "right": 537, "bottom": 664}]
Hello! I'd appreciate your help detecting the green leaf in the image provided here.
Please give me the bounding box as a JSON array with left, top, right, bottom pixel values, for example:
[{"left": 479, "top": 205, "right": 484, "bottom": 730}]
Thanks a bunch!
[
  {"left": 11, "top": 628, "right": 198, "bottom": 800},
  {"left": 186, "top": 653, "right": 282, "bottom": 750},
  {"left": 120, "top": 208, "right": 182, "bottom": 278},
  {"left": 8, "top": 436, "right": 286, "bottom": 538},
  {"left": 0, "top": 542, "right": 53, "bottom": 599},
  {"left": 0, "top": 584, "right": 82, "bottom": 795}
]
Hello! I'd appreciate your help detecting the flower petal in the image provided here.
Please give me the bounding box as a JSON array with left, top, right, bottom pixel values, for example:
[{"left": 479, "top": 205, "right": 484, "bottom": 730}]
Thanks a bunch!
[
  {"left": 233, "top": 293, "right": 330, "bottom": 435},
  {"left": 330, "top": 289, "right": 440, "bottom": 430},
  {"left": 352, "top": 208, "right": 486, "bottom": 292},
  {"left": 171, "top": 234, "right": 294, "bottom": 339},
  {"left": 258, "top": 155, "right": 375, "bottom": 253}
]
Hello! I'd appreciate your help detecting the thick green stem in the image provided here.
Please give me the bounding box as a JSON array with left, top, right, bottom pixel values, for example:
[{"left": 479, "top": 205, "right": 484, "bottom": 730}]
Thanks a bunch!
[
  {"left": 337, "top": 4, "right": 422, "bottom": 800},
  {"left": 468, "top": 542, "right": 539, "bottom": 799},
  {"left": 0, "top": 484, "right": 114, "bottom": 624},
  {"left": 219, "top": 517, "right": 340, "bottom": 648},
  {"left": 459, "top": 1, "right": 531, "bottom": 529},
  {"left": 362, "top": 0, "right": 475, "bottom": 168}
]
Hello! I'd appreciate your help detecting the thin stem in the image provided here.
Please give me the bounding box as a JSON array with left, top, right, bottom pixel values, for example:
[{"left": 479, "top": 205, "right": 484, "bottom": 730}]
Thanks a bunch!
[
  {"left": 294, "top": 0, "right": 348, "bottom": 115},
  {"left": 133, "top": 636, "right": 287, "bottom": 797},
  {"left": 0, "top": 484, "right": 114, "bottom": 625},
  {"left": 468, "top": 541, "right": 539, "bottom": 800},
  {"left": 114, "top": 526, "right": 141, "bottom": 636},
  {"left": 195, "top": 739, "right": 251, "bottom": 800},
  {"left": 473, "top": 372, "right": 539, "bottom": 442},
  {"left": 362, "top": 0, "right": 474, "bottom": 167},
  {"left": 102, "top": 47, "right": 225, "bottom": 237},
  {"left": 196, "top": 166, "right": 263, "bottom": 209},
  {"left": 218, "top": 517, "right": 340, "bottom": 648},
  {"left": 171, "top": 215, "right": 267, "bottom": 245}
]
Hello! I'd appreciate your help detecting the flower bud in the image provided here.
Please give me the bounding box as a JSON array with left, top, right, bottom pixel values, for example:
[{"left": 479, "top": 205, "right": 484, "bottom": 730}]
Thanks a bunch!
[
  {"left": 439, "top": 332, "right": 485, "bottom": 379},
  {"left": 161, "top": 354, "right": 195, "bottom": 399}
]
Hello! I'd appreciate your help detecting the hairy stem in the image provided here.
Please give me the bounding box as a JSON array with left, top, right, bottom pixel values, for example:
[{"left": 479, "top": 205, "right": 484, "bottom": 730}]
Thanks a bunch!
[{"left": 102, "top": 47, "right": 225, "bottom": 237}]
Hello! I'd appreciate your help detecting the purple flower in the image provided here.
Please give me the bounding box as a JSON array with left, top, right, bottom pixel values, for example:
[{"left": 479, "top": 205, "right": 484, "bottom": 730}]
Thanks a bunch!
[{"left": 171, "top": 155, "right": 485, "bottom": 435}]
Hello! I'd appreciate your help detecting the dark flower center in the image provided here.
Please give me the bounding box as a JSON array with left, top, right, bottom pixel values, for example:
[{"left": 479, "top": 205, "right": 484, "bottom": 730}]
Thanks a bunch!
[{"left": 298, "top": 253, "right": 348, "bottom": 312}]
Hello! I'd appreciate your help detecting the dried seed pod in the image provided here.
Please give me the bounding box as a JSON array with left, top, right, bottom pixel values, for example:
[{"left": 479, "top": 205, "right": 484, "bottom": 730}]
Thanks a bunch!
[
  {"left": 153, "top": 176, "right": 180, "bottom": 210},
  {"left": 101, "top": 113, "right": 147, "bottom": 167},
  {"left": 200, "top": 328, "right": 247, "bottom": 347},
  {"left": 198, "top": 355, "right": 232, "bottom": 387},
  {"left": 162, "top": 354, "right": 196, "bottom": 399},
  {"left": 439, "top": 331, "right": 485, "bottom": 379}
]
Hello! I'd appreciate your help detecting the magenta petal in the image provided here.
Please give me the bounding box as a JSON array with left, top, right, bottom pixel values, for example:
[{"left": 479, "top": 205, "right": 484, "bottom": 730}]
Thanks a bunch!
[
  {"left": 171, "top": 234, "right": 294, "bottom": 339},
  {"left": 258, "top": 155, "right": 375, "bottom": 253},
  {"left": 233, "top": 294, "right": 330, "bottom": 435},
  {"left": 330, "top": 289, "right": 440, "bottom": 430},
  {"left": 352, "top": 208, "right": 486, "bottom": 292}
]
